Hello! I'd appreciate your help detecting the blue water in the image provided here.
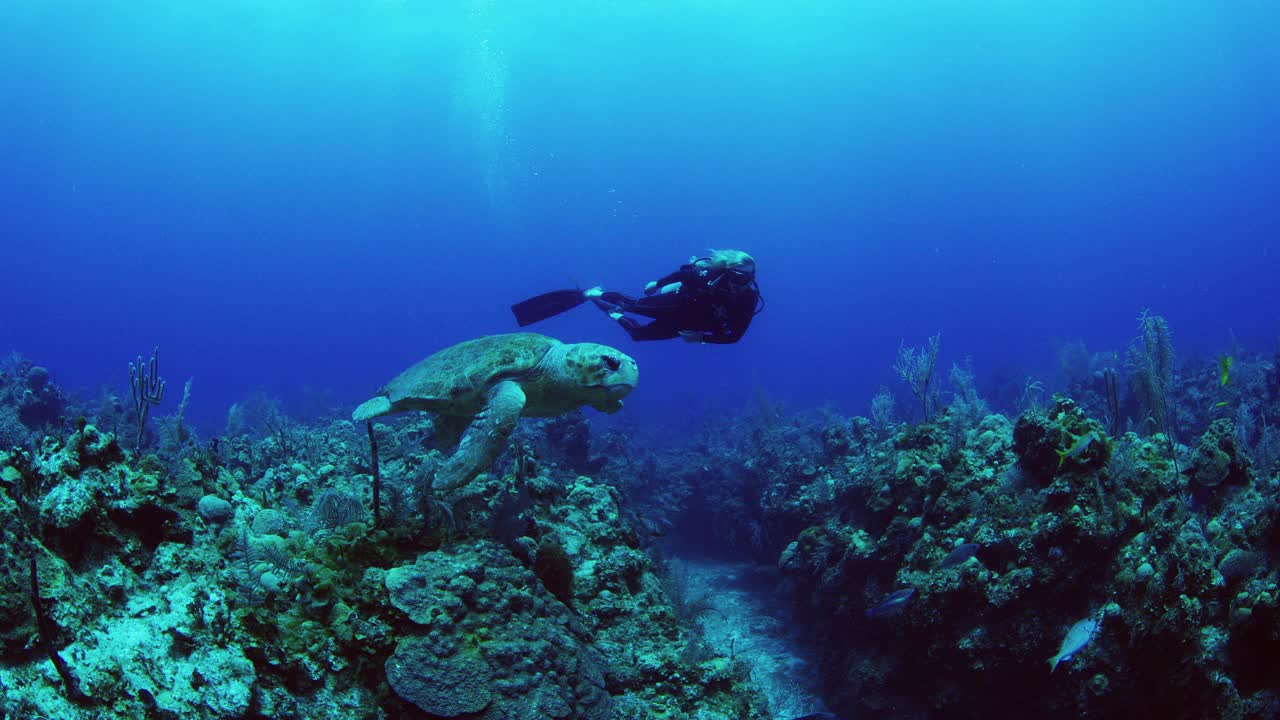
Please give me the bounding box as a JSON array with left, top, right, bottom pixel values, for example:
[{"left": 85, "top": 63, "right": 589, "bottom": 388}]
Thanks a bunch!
[{"left": 2, "top": 1, "right": 1277, "bottom": 429}]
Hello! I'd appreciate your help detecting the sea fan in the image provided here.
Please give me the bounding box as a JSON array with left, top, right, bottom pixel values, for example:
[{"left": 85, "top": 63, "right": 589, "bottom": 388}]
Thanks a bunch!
[
  {"left": 228, "top": 528, "right": 302, "bottom": 604},
  {"left": 307, "top": 489, "right": 367, "bottom": 532}
]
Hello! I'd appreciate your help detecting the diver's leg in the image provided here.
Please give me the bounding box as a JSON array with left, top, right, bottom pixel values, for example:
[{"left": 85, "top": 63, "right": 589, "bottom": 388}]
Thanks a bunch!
[
  {"left": 597, "top": 291, "right": 640, "bottom": 313},
  {"left": 592, "top": 291, "right": 680, "bottom": 339},
  {"left": 617, "top": 317, "right": 681, "bottom": 341},
  {"left": 616, "top": 291, "right": 681, "bottom": 321}
]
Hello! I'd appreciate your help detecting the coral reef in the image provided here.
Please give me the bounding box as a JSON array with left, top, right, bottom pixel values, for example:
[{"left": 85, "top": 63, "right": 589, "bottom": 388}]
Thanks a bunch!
[
  {"left": 1, "top": 341, "right": 1278, "bottom": 719},
  {"left": 0, "top": 380, "right": 766, "bottom": 719},
  {"left": 656, "top": 355, "right": 1280, "bottom": 719},
  {"left": 384, "top": 541, "right": 611, "bottom": 719}
]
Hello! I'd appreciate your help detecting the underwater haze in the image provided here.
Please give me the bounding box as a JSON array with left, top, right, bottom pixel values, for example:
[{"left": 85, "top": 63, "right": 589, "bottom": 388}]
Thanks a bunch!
[
  {"left": 6, "top": 3, "right": 1280, "bottom": 719},
  {"left": 3, "top": 0, "right": 1277, "bottom": 427}
]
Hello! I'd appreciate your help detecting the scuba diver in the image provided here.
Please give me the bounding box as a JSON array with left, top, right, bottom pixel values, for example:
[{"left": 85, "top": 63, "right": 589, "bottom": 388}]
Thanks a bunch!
[{"left": 511, "top": 249, "right": 763, "bottom": 344}]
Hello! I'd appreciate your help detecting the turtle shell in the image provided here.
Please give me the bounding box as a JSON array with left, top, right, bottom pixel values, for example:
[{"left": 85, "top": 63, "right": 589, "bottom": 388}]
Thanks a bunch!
[{"left": 382, "top": 333, "right": 558, "bottom": 414}]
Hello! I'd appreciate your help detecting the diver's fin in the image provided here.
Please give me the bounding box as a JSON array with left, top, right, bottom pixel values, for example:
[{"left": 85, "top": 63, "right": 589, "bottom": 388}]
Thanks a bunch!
[{"left": 511, "top": 289, "right": 587, "bottom": 327}]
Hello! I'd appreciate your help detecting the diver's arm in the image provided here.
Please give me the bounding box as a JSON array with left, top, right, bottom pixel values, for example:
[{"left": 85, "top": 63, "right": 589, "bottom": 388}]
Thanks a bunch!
[
  {"left": 701, "top": 326, "right": 744, "bottom": 344},
  {"left": 646, "top": 280, "right": 683, "bottom": 295},
  {"left": 646, "top": 265, "right": 693, "bottom": 294}
]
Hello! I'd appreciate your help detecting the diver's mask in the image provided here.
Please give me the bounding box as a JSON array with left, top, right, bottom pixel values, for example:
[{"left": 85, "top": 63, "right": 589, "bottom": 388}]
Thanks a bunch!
[
  {"left": 695, "top": 255, "right": 755, "bottom": 288},
  {"left": 723, "top": 257, "right": 756, "bottom": 284},
  {"left": 708, "top": 266, "right": 755, "bottom": 289}
]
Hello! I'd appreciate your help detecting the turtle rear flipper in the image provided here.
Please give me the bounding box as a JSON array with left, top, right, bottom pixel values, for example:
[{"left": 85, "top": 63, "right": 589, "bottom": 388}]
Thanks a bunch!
[
  {"left": 433, "top": 380, "right": 527, "bottom": 491},
  {"left": 353, "top": 396, "right": 393, "bottom": 423}
]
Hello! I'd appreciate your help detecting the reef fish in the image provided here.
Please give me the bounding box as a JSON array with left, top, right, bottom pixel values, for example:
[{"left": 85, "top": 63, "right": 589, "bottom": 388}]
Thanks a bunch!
[
  {"left": 940, "top": 542, "right": 981, "bottom": 568},
  {"left": 865, "top": 588, "right": 914, "bottom": 618},
  {"left": 1048, "top": 616, "right": 1100, "bottom": 672},
  {"left": 1056, "top": 431, "right": 1099, "bottom": 468}
]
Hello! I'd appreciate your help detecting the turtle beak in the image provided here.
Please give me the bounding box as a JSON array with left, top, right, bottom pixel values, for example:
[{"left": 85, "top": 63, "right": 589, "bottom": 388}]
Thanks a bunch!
[
  {"left": 576, "top": 345, "right": 637, "bottom": 397},
  {"left": 594, "top": 373, "right": 636, "bottom": 399}
]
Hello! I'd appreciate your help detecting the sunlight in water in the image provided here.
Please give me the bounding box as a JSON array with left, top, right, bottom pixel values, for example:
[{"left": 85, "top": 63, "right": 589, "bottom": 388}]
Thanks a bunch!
[{"left": 453, "top": 0, "right": 523, "bottom": 231}]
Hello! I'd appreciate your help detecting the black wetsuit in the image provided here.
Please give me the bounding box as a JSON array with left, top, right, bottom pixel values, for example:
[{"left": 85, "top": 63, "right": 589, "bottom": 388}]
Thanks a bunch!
[{"left": 593, "top": 263, "right": 763, "bottom": 343}]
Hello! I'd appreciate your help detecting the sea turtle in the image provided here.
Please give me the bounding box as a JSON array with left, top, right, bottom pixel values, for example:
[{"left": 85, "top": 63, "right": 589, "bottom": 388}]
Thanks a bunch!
[{"left": 353, "top": 332, "right": 638, "bottom": 491}]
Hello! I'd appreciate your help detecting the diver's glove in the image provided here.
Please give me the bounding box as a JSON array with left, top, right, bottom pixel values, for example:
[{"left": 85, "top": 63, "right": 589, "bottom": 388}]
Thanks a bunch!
[
  {"left": 643, "top": 281, "right": 658, "bottom": 295},
  {"left": 679, "top": 331, "right": 704, "bottom": 343}
]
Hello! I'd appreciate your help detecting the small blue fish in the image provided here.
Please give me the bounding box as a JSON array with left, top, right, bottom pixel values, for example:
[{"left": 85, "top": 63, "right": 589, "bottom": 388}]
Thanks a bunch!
[
  {"left": 866, "top": 588, "right": 914, "bottom": 618},
  {"left": 1049, "top": 615, "right": 1100, "bottom": 672},
  {"left": 940, "top": 542, "right": 980, "bottom": 568}
]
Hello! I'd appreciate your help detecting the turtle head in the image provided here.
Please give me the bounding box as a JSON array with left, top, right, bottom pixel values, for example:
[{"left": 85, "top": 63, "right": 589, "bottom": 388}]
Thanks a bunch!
[{"left": 560, "top": 342, "right": 638, "bottom": 414}]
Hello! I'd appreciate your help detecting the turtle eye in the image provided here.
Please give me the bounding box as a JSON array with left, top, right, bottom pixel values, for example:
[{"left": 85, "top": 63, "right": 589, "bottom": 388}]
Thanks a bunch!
[{"left": 602, "top": 355, "right": 621, "bottom": 371}]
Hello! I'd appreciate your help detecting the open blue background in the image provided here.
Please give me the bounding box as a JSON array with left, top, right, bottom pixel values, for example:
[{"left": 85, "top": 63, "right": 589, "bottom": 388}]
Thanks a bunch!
[{"left": 2, "top": 1, "right": 1277, "bottom": 428}]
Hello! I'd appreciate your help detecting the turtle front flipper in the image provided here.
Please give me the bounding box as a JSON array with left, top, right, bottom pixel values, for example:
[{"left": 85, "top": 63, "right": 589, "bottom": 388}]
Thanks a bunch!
[
  {"left": 430, "top": 414, "right": 470, "bottom": 451},
  {"left": 432, "top": 380, "right": 527, "bottom": 491}
]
